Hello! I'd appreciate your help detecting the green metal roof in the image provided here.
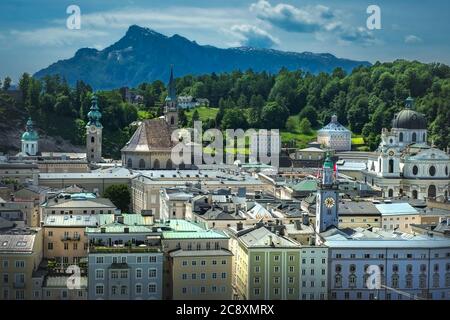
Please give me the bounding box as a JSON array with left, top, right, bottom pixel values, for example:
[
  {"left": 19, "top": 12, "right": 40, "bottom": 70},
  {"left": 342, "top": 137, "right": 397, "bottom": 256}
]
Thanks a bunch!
[
  {"left": 123, "top": 213, "right": 154, "bottom": 226},
  {"left": 162, "top": 229, "right": 228, "bottom": 240},
  {"left": 86, "top": 222, "right": 151, "bottom": 233},
  {"left": 289, "top": 179, "right": 318, "bottom": 192}
]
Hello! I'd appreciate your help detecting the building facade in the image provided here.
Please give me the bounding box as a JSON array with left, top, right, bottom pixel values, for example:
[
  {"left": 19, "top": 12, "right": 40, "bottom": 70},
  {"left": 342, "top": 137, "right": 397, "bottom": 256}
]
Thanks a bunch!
[
  {"left": 317, "top": 115, "right": 351, "bottom": 152},
  {"left": 363, "top": 97, "right": 450, "bottom": 200}
]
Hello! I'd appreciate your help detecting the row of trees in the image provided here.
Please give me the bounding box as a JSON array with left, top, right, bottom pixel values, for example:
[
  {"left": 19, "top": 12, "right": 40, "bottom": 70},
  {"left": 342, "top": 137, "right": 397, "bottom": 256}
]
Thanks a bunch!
[{"left": 3, "top": 59, "right": 449, "bottom": 158}]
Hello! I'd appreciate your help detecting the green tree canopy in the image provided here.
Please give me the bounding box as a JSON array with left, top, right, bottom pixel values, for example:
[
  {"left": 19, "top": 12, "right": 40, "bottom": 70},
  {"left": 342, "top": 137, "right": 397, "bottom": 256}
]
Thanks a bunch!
[{"left": 103, "top": 184, "right": 131, "bottom": 212}]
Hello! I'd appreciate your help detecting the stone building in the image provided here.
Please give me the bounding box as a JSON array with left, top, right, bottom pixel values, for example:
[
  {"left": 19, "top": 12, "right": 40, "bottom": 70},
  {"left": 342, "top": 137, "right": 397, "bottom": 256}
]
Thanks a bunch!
[
  {"left": 363, "top": 97, "right": 450, "bottom": 200},
  {"left": 317, "top": 115, "right": 352, "bottom": 151}
]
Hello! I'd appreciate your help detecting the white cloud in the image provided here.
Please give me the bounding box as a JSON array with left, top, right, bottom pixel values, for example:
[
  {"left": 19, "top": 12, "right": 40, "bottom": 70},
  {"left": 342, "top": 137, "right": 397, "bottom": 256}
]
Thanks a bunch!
[
  {"left": 53, "top": 7, "right": 247, "bottom": 30},
  {"left": 10, "top": 28, "right": 109, "bottom": 46},
  {"left": 404, "top": 34, "right": 422, "bottom": 44},
  {"left": 6, "top": 6, "right": 250, "bottom": 48},
  {"left": 228, "top": 24, "right": 279, "bottom": 48},
  {"left": 249, "top": 0, "right": 374, "bottom": 44}
]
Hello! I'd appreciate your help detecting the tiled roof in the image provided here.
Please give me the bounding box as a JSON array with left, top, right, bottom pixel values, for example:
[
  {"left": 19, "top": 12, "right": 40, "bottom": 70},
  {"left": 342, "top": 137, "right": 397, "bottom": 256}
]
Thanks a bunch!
[{"left": 121, "top": 118, "right": 174, "bottom": 152}]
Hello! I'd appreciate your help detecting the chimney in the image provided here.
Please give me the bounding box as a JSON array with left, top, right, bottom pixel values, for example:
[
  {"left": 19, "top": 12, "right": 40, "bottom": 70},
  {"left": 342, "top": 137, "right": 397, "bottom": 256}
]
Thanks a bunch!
[
  {"left": 10, "top": 194, "right": 15, "bottom": 202},
  {"left": 116, "top": 215, "right": 124, "bottom": 224},
  {"left": 124, "top": 227, "right": 129, "bottom": 233},
  {"left": 267, "top": 235, "right": 274, "bottom": 247},
  {"left": 101, "top": 227, "right": 106, "bottom": 233},
  {"left": 302, "top": 213, "right": 309, "bottom": 226},
  {"left": 236, "top": 221, "right": 243, "bottom": 231}
]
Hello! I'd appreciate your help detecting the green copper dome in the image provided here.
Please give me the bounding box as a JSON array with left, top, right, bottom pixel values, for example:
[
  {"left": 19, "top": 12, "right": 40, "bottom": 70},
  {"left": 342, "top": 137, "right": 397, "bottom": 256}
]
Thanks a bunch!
[
  {"left": 21, "top": 117, "right": 39, "bottom": 141},
  {"left": 87, "top": 94, "right": 103, "bottom": 128}
]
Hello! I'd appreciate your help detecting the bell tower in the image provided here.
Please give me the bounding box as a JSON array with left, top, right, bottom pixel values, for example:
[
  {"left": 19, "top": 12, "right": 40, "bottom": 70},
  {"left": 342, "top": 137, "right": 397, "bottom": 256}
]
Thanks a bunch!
[
  {"left": 164, "top": 65, "right": 178, "bottom": 131},
  {"left": 21, "top": 117, "right": 39, "bottom": 156},
  {"left": 86, "top": 94, "right": 103, "bottom": 163},
  {"left": 315, "top": 154, "right": 339, "bottom": 234}
]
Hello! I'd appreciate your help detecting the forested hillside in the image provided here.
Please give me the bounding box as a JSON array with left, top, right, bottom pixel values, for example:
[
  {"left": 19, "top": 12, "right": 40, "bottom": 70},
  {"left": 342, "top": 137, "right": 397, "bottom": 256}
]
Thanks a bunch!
[{"left": 1, "top": 60, "right": 449, "bottom": 158}]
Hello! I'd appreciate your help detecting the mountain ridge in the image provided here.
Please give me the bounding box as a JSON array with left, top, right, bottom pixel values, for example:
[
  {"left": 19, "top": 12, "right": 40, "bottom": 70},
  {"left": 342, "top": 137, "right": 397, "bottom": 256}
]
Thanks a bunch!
[{"left": 34, "top": 25, "right": 371, "bottom": 90}]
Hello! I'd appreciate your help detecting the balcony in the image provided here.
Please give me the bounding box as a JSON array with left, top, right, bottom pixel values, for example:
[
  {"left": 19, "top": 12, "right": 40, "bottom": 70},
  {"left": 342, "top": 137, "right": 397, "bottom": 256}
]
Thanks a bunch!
[
  {"left": 89, "top": 245, "right": 160, "bottom": 254},
  {"left": 61, "top": 234, "right": 81, "bottom": 241}
]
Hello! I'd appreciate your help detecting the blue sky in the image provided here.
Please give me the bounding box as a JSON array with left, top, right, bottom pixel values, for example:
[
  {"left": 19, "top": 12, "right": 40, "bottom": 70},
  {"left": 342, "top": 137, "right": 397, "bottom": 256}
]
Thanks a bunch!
[{"left": 1, "top": 0, "right": 449, "bottom": 82}]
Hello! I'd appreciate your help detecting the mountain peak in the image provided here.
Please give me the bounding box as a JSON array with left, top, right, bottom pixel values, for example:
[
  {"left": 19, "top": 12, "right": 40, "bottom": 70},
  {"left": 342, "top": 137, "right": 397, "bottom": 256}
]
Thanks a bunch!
[
  {"left": 34, "top": 25, "right": 371, "bottom": 90},
  {"left": 125, "top": 25, "right": 165, "bottom": 39}
]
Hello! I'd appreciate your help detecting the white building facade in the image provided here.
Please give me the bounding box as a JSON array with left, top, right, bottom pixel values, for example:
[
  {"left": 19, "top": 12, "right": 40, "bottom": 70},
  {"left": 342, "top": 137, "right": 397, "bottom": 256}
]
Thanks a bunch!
[{"left": 363, "top": 97, "right": 450, "bottom": 200}]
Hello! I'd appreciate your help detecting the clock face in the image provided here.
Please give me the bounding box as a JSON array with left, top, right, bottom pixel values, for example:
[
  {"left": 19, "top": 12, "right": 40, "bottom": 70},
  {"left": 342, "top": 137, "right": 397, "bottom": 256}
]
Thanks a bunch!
[
  {"left": 89, "top": 126, "right": 97, "bottom": 133},
  {"left": 324, "top": 197, "right": 335, "bottom": 209}
]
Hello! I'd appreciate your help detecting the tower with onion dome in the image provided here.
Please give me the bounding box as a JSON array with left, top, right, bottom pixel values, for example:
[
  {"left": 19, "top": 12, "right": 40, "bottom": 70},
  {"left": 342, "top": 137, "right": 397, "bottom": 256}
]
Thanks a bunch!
[
  {"left": 21, "top": 117, "right": 39, "bottom": 156},
  {"left": 86, "top": 94, "right": 103, "bottom": 163}
]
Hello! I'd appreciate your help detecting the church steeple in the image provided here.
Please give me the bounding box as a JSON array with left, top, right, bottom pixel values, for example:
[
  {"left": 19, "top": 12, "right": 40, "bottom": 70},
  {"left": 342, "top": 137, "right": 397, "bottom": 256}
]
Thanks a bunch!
[
  {"left": 86, "top": 94, "right": 103, "bottom": 163},
  {"left": 166, "top": 65, "right": 177, "bottom": 102},
  {"left": 21, "top": 117, "right": 39, "bottom": 156},
  {"left": 164, "top": 65, "right": 179, "bottom": 131},
  {"left": 87, "top": 94, "right": 103, "bottom": 128}
]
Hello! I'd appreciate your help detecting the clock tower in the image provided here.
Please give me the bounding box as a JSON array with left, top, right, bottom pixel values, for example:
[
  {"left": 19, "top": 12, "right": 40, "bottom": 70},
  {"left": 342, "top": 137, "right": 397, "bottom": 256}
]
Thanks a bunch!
[
  {"left": 315, "top": 154, "right": 339, "bottom": 234},
  {"left": 86, "top": 94, "right": 103, "bottom": 163}
]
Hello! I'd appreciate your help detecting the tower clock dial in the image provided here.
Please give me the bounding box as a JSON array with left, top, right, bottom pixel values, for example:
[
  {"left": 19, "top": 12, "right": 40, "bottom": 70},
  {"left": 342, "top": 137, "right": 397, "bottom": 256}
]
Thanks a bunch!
[
  {"left": 324, "top": 197, "right": 335, "bottom": 208},
  {"left": 89, "top": 125, "right": 97, "bottom": 133}
]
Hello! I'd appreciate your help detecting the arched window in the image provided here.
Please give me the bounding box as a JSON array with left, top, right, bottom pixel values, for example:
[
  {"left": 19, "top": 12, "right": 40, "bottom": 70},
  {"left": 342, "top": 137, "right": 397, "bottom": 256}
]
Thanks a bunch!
[
  {"left": 388, "top": 189, "right": 393, "bottom": 197},
  {"left": 91, "top": 136, "right": 95, "bottom": 143},
  {"left": 127, "top": 158, "right": 132, "bottom": 168},
  {"left": 139, "top": 159, "right": 145, "bottom": 169},
  {"left": 428, "top": 185, "right": 436, "bottom": 199},
  {"left": 166, "top": 159, "right": 173, "bottom": 169},
  {"left": 388, "top": 159, "right": 394, "bottom": 173},
  {"left": 412, "top": 165, "right": 418, "bottom": 175},
  {"left": 433, "top": 273, "right": 440, "bottom": 288},
  {"left": 153, "top": 159, "right": 160, "bottom": 169},
  {"left": 412, "top": 190, "right": 418, "bottom": 199},
  {"left": 446, "top": 166, "right": 449, "bottom": 176},
  {"left": 429, "top": 166, "right": 436, "bottom": 177},
  {"left": 170, "top": 116, "right": 175, "bottom": 125},
  {"left": 406, "top": 264, "right": 413, "bottom": 273},
  {"left": 412, "top": 132, "right": 417, "bottom": 142},
  {"left": 378, "top": 159, "right": 381, "bottom": 172},
  {"left": 423, "top": 133, "right": 426, "bottom": 142},
  {"left": 399, "top": 132, "right": 403, "bottom": 142}
]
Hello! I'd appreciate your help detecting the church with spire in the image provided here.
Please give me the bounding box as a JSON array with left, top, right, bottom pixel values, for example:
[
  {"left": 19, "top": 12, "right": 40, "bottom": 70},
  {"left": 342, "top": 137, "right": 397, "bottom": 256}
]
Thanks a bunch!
[
  {"left": 164, "top": 65, "right": 179, "bottom": 132},
  {"left": 121, "top": 66, "right": 180, "bottom": 169}
]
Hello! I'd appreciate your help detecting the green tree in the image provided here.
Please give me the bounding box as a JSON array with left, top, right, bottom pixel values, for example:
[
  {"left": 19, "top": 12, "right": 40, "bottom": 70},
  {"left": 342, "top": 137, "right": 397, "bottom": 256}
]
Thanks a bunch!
[
  {"left": 221, "top": 108, "right": 248, "bottom": 129},
  {"left": 103, "top": 184, "right": 131, "bottom": 212},
  {"left": 298, "top": 105, "right": 319, "bottom": 127},
  {"left": 299, "top": 118, "right": 312, "bottom": 134},
  {"left": 261, "top": 101, "right": 289, "bottom": 129},
  {"left": 2, "top": 77, "right": 11, "bottom": 91}
]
